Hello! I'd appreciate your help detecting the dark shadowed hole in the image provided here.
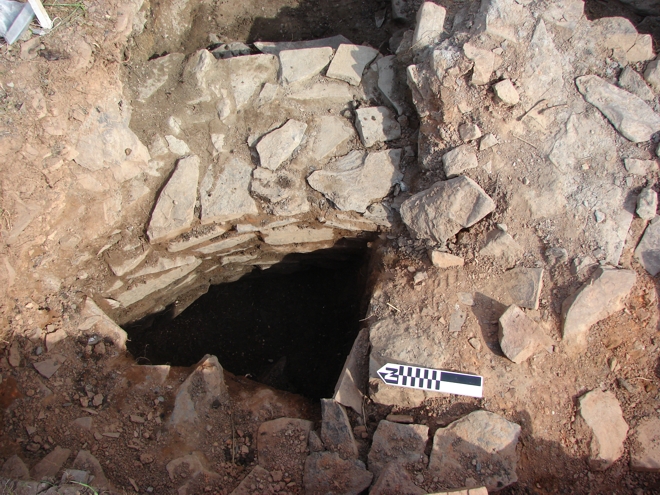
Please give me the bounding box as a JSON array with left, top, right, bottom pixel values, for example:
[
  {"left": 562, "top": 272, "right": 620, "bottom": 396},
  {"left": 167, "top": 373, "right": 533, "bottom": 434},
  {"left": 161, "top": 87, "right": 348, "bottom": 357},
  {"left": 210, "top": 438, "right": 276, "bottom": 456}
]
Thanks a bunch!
[{"left": 123, "top": 242, "right": 372, "bottom": 400}]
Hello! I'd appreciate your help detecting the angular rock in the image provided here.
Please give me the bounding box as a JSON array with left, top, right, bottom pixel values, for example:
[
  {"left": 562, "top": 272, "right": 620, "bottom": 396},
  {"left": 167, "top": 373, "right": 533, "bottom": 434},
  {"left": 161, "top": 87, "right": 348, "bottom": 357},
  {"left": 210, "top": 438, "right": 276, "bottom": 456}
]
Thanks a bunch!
[
  {"left": 521, "top": 20, "right": 564, "bottom": 106},
  {"left": 77, "top": 298, "right": 128, "bottom": 349},
  {"left": 33, "top": 354, "right": 66, "bottom": 379},
  {"left": 262, "top": 225, "right": 334, "bottom": 245},
  {"left": 200, "top": 157, "right": 258, "bottom": 223},
  {"left": 255, "top": 35, "right": 351, "bottom": 56},
  {"left": 429, "top": 410, "right": 521, "bottom": 491},
  {"left": 31, "top": 446, "right": 71, "bottom": 480},
  {"left": 222, "top": 54, "right": 279, "bottom": 110},
  {"left": 167, "top": 225, "right": 228, "bottom": 253},
  {"left": 326, "top": 44, "right": 379, "bottom": 86},
  {"left": 635, "top": 215, "right": 660, "bottom": 275},
  {"left": 116, "top": 259, "right": 201, "bottom": 307},
  {"left": 287, "top": 82, "right": 354, "bottom": 102},
  {"left": 147, "top": 155, "right": 200, "bottom": 243},
  {"left": 72, "top": 451, "right": 110, "bottom": 490},
  {"left": 165, "top": 135, "right": 190, "bottom": 156},
  {"left": 279, "top": 47, "right": 333, "bottom": 84},
  {"left": 541, "top": 0, "right": 584, "bottom": 30},
  {"left": 430, "top": 250, "right": 464, "bottom": 268},
  {"left": 257, "top": 417, "right": 312, "bottom": 484},
  {"left": 1, "top": 455, "right": 30, "bottom": 480},
  {"left": 480, "top": 133, "right": 499, "bottom": 150},
  {"left": 230, "top": 465, "right": 271, "bottom": 495},
  {"left": 474, "top": 0, "right": 531, "bottom": 43},
  {"left": 579, "top": 390, "right": 628, "bottom": 471},
  {"left": 400, "top": 176, "right": 496, "bottom": 244},
  {"left": 128, "top": 255, "right": 197, "bottom": 279},
  {"left": 458, "top": 123, "right": 482, "bottom": 142},
  {"left": 645, "top": 56, "right": 660, "bottom": 92},
  {"left": 169, "top": 355, "right": 229, "bottom": 434},
  {"left": 377, "top": 55, "right": 407, "bottom": 115},
  {"left": 493, "top": 79, "right": 520, "bottom": 105},
  {"left": 630, "top": 417, "right": 660, "bottom": 472},
  {"left": 624, "top": 158, "right": 658, "bottom": 175},
  {"left": 256, "top": 120, "right": 307, "bottom": 170},
  {"left": 576, "top": 75, "right": 660, "bottom": 143},
  {"left": 591, "top": 17, "right": 638, "bottom": 52},
  {"left": 619, "top": 66, "right": 654, "bottom": 101},
  {"left": 304, "top": 452, "right": 373, "bottom": 495},
  {"left": 61, "top": 469, "right": 91, "bottom": 485},
  {"left": 311, "top": 116, "right": 354, "bottom": 161},
  {"left": 370, "top": 461, "right": 425, "bottom": 495},
  {"left": 368, "top": 420, "right": 428, "bottom": 477},
  {"left": 443, "top": 144, "right": 478, "bottom": 177},
  {"left": 105, "top": 247, "right": 150, "bottom": 277},
  {"left": 562, "top": 267, "right": 636, "bottom": 350},
  {"left": 412, "top": 2, "right": 446, "bottom": 49},
  {"left": 136, "top": 53, "right": 185, "bottom": 102},
  {"left": 334, "top": 328, "right": 369, "bottom": 414},
  {"left": 498, "top": 305, "right": 547, "bottom": 363},
  {"left": 637, "top": 187, "right": 658, "bottom": 220},
  {"left": 307, "top": 149, "right": 402, "bottom": 212},
  {"left": 463, "top": 43, "right": 494, "bottom": 85},
  {"left": 355, "top": 107, "right": 402, "bottom": 147},
  {"left": 321, "top": 399, "right": 358, "bottom": 459},
  {"left": 479, "top": 229, "right": 523, "bottom": 267},
  {"left": 211, "top": 42, "right": 251, "bottom": 59},
  {"left": 194, "top": 233, "right": 256, "bottom": 254}
]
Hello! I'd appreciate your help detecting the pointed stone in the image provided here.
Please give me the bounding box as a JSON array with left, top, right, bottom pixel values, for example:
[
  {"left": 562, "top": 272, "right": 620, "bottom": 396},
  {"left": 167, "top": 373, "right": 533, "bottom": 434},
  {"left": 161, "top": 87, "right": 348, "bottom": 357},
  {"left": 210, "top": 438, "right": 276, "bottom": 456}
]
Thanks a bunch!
[
  {"left": 33, "top": 355, "right": 66, "bottom": 379},
  {"left": 562, "top": 267, "right": 636, "bottom": 351},
  {"left": 72, "top": 450, "right": 111, "bottom": 489},
  {"left": 321, "top": 399, "right": 358, "bottom": 459},
  {"left": 463, "top": 43, "right": 494, "bottom": 85},
  {"left": 579, "top": 390, "right": 628, "bottom": 471},
  {"left": 147, "top": 156, "right": 200, "bottom": 243}
]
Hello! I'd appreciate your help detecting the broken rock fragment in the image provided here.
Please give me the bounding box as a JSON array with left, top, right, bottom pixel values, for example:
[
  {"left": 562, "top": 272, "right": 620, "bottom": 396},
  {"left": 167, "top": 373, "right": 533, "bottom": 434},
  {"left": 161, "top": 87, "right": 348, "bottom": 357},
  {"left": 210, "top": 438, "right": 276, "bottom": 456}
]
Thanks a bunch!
[
  {"left": 458, "top": 123, "right": 482, "bottom": 142},
  {"left": 562, "top": 267, "right": 636, "bottom": 351},
  {"left": 304, "top": 452, "right": 373, "bottom": 495},
  {"left": 618, "top": 66, "right": 654, "bottom": 101},
  {"left": 635, "top": 216, "right": 660, "bottom": 275},
  {"left": 368, "top": 420, "right": 428, "bottom": 477},
  {"left": 370, "top": 461, "right": 425, "bottom": 495},
  {"left": 463, "top": 42, "right": 494, "bottom": 85},
  {"left": 630, "top": 417, "right": 660, "bottom": 472},
  {"left": 498, "top": 305, "right": 547, "bottom": 363},
  {"left": 430, "top": 250, "right": 464, "bottom": 268},
  {"left": 256, "top": 119, "right": 307, "bottom": 171},
  {"left": 307, "top": 149, "right": 402, "bottom": 213},
  {"left": 326, "top": 44, "right": 379, "bottom": 86},
  {"left": 636, "top": 187, "right": 658, "bottom": 220},
  {"left": 279, "top": 47, "right": 333, "bottom": 84},
  {"left": 412, "top": 2, "right": 446, "bottom": 49},
  {"left": 479, "top": 229, "right": 523, "bottom": 267},
  {"left": 429, "top": 410, "right": 521, "bottom": 491},
  {"left": 33, "top": 354, "right": 66, "bottom": 379},
  {"left": 320, "top": 399, "right": 358, "bottom": 459},
  {"left": 443, "top": 144, "right": 478, "bottom": 177},
  {"left": 576, "top": 75, "right": 660, "bottom": 142},
  {"left": 199, "top": 157, "right": 258, "bottom": 224},
  {"left": 147, "top": 155, "right": 200, "bottom": 243},
  {"left": 400, "top": 176, "right": 495, "bottom": 244},
  {"left": 493, "top": 78, "right": 520, "bottom": 105},
  {"left": 579, "top": 390, "right": 628, "bottom": 471},
  {"left": 355, "top": 106, "right": 402, "bottom": 147}
]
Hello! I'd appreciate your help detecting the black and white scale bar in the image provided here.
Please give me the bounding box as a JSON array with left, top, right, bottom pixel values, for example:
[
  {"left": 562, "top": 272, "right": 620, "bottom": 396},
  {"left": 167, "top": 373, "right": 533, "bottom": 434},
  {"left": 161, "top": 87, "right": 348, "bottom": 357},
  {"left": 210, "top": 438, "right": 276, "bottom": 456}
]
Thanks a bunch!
[{"left": 376, "top": 363, "right": 483, "bottom": 398}]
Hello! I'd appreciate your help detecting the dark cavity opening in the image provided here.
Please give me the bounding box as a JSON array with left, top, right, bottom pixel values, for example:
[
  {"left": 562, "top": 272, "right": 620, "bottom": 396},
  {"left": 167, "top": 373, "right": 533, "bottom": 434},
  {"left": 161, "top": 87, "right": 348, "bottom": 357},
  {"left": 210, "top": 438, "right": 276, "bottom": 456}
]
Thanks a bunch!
[{"left": 124, "top": 243, "right": 372, "bottom": 400}]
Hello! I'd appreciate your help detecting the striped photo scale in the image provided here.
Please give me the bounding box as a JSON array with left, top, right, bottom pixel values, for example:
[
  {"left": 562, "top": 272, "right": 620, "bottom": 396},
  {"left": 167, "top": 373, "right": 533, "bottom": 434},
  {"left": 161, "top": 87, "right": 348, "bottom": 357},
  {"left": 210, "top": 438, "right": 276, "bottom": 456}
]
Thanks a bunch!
[{"left": 377, "top": 363, "right": 483, "bottom": 398}]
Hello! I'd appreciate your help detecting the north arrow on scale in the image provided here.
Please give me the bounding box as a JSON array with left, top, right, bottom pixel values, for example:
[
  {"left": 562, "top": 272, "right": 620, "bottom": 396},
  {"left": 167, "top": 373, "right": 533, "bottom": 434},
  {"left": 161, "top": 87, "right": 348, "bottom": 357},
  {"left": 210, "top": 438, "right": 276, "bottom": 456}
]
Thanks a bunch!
[{"left": 376, "top": 363, "right": 483, "bottom": 398}]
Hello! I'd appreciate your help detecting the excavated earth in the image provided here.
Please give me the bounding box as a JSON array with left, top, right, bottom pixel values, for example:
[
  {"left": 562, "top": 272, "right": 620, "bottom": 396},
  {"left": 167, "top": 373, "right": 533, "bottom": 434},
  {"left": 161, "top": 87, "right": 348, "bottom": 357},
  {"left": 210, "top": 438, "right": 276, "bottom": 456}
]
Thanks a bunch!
[{"left": 1, "top": 0, "right": 660, "bottom": 494}]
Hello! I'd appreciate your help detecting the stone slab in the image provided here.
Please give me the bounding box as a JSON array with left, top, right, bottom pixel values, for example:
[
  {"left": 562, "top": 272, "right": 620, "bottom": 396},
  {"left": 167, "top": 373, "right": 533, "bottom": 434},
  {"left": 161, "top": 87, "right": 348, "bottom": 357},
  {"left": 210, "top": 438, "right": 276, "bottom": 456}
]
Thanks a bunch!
[
  {"left": 200, "top": 157, "right": 258, "bottom": 224},
  {"left": 256, "top": 120, "right": 307, "bottom": 170},
  {"left": 579, "top": 390, "right": 628, "bottom": 471},
  {"left": 280, "top": 47, "right": 333, "bottom": 84},
  {"left": 326, "top": 44, "right": 379, "bottom": 86},
  {"left": 630, "top": 417, "right": 660, "bottom": 472},
  {"left": 262, "top": 225, "right": 335, "bottom": 245},
  {"left": 368, "top": 420, "right": 429, "bottom": 478},
  {"left": 355, "top": 107, "right": 401, "bottom": 147},
  {"left": 635, "top": 216, "right": 660, "bottom": 275}
]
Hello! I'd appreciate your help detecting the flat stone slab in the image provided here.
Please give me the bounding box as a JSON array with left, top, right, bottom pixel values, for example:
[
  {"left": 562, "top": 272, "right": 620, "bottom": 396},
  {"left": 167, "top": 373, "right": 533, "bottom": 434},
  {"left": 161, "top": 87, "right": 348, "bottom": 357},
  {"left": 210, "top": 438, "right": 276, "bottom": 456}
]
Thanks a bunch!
[
  {"left": 635, "top": 216, "right": 660, "bottom": 275},
  {"left": 499, "top": 305, "right": 548, "bottom": 363},
  {"left": 221, "top": 54, "right": 279, "bottom": 110},
  {"left": 116, "top": 259, "right": 201, "bottom": 307},
  {"left": 194, "top": 233, "right": 256, "bottom": 255},
  {"left": 280, "top": 47, "right": 333, "bottom": 85},
  {"left": 304, "top": 452, "right": 373, "bottom": 495},
  {"left": 262, "top": 225, "right": 335, "bottom": 245},
  {"left": 255, "top": 35, "right": 351, "bottom": 55},
  {"left": 619, "top": 67, "right": 654, "bottom": 101},
  {"left": 430, "top": 250, "right": 464, "bottom": 268},
  {"left": 576, "top": 75, "right": 660, "bottom": 142},
  {"left": 33, "top": 354, "right": 66, "bottom": 379},
  {"left": 498, "top": 267, "right": 544, "bottom": 310},
  {"left": 443, "top": 144, "right": 478, "bottom": 177},
  {"left": 377, "top": 55, "right": 407, "bottom": 115},
  {"left": 370, "top": 461, "right": 425, "bottom": 495},
  {"left": 333, "top": 328, "right": 369, "bottom": 414},
  {"left": 413, "top": 1, "right": 446, "bottom": 49},
  {"left": 128, "top": 255, "right": 197, "bottom": 279},
  {"left": 630, "top": 417, "right": 660, "bottom": 472},
  {"left": 637, "top": 187, "right": 657, "bottom": 220},
  {"left": 326, "top": 44, "right": 379, "bottom": 86},
  {"left": 321, "top": 399, "right": 358, "bottom": 459},
  {"left": 287, "top": 82, "right": 354, "bottom": 102},
  {"left": 311, "top": 116, "right": 354, "bottom": 161},
  {"left": 167, "top": 225, "right": 228, "bottom": 253},
  {"left": 136, "top": 53, "right": 185, "bottom": 102},
  {"left": 400, "top": 176, "right": 495, "bottom": 244},
  {"left": 429, "top": 410, "right": 521, "bottom": 491},
  {"left": 256, "top": 120, "right": 307, "bottom": 170},
  {"left": 31, "top": 446, "right": 71, "bottom": 480},
  {"left": 106, "top": 248, "right": 150, "bottom": 277},
  {"left": 368, "top": 420, "right": 429, "bottom": 478},
  {"left": 200, "top": 157, "right": 258, "bottom": 223},
  {"left": 355, "top": 107, "right": 402, "bottom": 147},
  {"left": 562, "top": 267, "right": 636, "bottom": 351},
  {"left": 147, "top": 156, "right": 200, "bottom": 243},
  {"left": 579, "top": 390, "right": 628, "bottom": 471},
  {"left": 307, "top": 149, "right": 402, "bottom": 213}
]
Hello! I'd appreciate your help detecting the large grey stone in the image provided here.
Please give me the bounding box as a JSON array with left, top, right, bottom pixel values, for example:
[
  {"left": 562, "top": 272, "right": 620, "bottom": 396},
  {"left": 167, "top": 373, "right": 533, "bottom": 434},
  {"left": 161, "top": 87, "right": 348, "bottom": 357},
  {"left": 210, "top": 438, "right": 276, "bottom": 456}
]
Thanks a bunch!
[
  {"left": 498, "top": 305, "right": 547, "bottom": 363},
  {"left": 200, "top": 157, "right": 258, "bottom": 224},
  {"left": 307, "top": 149, "right": 402, "bottom": 213},
  {"left": 619, "top": 67, "right": 654, "bottom": 101},
  {"left": 221, "top": 54, "right": 279, "bottom": 110},
  {"left": 326, "top": 44, "right": 379, "bottom": 86},
  {"left": 562, "top": 267, "right": 636, "bottom": 351},
  {"left": 310, "top": 116, "right": 354, "bottom": 161},
  {"left": 429, "top": 410, "right": 521, "bottom": 491},
  {"left": 474, "top": 0, "right": 531, "bottom": 43},
  {"left": 630, "top": 417, "right": 660, "bottom": 472},
  {"left": 579, "top": 390, "right": 628, "bottom": 471},
  {"left": 256, "top": 120, "right": 307, "bottom": 170},
  {"left": 576, "top": 75, "right": 660, "bottom": 143},
  {"left": 355, "top": 107, "right": 401, "bottom": 147},
  {"left": 147, "top": 155, "right": 200, "bottom": 243},
  {"left": 635, "top": 215, "right": 660, "bottom": 275},
  {"left": 637, "top": 187, "right": 658, "bottom": 220},
  {"left": 279, "top": 47, "right": 333, "bottom": 84},
  {"left": 321, "top": 399, "right": 358, "bottom": 459},
  {"left": 412, "top": 2, "right": 446, "bottom": 49},
  {"left": 304, "top": 452, "right": 373, "bottom": 495},
  {"left": 368, "top": 420, "right": 428, "bottom": 478},
  {"left": 442, "top": 144, "right": 478, "bottom": 177},
  {"left": 400, "top": 176, "right": 495, "bottom": 244},
  {"left": 377, "top": 55, "right": 407, "bottom": 115},
  {"left": 116, "top": 259, "right": 201, "bottom": 307},
  {"left": 520, "top": 20, "right": 564, "bottom": 105}
]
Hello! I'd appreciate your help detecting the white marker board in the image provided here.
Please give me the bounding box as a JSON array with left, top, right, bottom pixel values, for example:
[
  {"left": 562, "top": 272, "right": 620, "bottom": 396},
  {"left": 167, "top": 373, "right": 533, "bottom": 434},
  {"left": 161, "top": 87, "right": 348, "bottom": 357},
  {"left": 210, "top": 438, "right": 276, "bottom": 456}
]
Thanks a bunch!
[{"left": 377, "top": 363, "right": 483, "bottom": 398}]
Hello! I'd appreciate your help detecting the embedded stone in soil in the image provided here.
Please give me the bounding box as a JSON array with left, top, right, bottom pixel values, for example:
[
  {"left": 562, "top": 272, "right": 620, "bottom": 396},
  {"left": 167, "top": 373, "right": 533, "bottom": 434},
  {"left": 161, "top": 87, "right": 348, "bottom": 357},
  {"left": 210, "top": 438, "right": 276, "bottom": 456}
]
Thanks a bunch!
[{"left": 124, "top": 246, "right": 371, "bottom": 400}]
